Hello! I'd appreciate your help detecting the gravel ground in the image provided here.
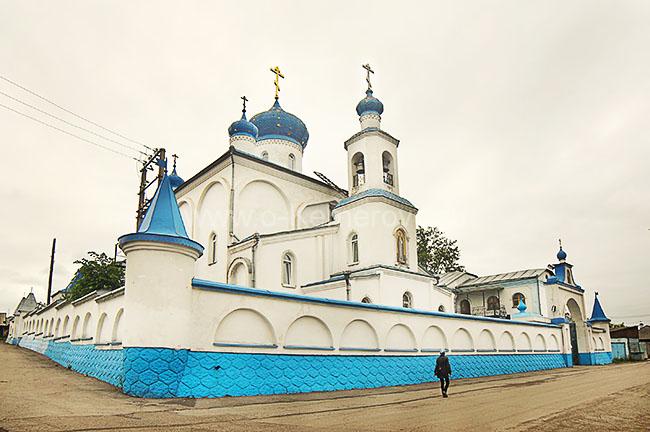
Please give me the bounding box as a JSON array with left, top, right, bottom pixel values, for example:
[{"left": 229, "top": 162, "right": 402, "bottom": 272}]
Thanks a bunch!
[{"left": 1, "top": 343, "right": 649, "bottom": 432}]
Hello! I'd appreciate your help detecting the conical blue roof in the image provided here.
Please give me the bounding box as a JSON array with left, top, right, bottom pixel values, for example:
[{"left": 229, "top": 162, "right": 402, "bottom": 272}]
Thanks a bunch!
[
  {"left": 118, "top": 174, "right": 203, "bottom": 255},
  {"left": 588, "top": 293, "right": 610, "bottom": 323}
]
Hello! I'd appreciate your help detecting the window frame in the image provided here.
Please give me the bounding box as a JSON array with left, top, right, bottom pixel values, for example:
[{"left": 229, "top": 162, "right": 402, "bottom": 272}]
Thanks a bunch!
[
  {"left": 512, "top": 292, "right": 525, "bottom": 308},
  {"left": 282, "top": 252, "right": 295, "bottom": 288},
  {"left": 402, "top": 291, "right": 413, "bottom": 308},
  {"left": 349, "top": 233, "right": 359, "bottom": 265},
  {"left": 208, "top": 232, "right": 217, "bottom": 265},
  {"left": 487, "top": 295, "right": 500, "bottom": 311}
]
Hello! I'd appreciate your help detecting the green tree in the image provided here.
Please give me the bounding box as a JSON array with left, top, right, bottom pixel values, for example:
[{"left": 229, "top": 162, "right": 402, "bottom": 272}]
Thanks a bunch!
[
  {"left": 65, "top": 252, "right": 124, "bottom": 301},
  {"left": 417, "top": 226, "right": 465, "bottom": 275}
]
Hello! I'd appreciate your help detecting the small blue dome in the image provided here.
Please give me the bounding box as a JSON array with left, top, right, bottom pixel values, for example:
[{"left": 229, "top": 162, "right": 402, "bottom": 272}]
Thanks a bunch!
[
  {"left": 228, "top": 112, "right": 259, "bottom": 139},
  {"left": 557, "top": 247, "right": 567, "bottom": 261},
  {"left": 250, "top": 100, "right": 309, "bottom": 148},
  {"left": 168, "top": 167, "right": 184, "bottom": 190},
  {"left": 356, "top": 89, "right": 384, "bottom": 116}
]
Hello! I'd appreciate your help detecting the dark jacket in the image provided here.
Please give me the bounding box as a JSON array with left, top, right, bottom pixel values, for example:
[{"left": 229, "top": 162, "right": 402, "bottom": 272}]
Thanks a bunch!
[{"left": 434, "top": 355, "right": 452, "bottom": 378}]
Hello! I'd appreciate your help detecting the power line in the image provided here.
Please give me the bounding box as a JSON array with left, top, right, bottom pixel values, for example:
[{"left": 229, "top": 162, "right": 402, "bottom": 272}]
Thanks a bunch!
[
  {"left": 0, "top": 102, "right": 142, "bottom": 162},
  {"left": 0, "top": 90, "right": 148, "bottom": 157},
  {"left": 0, "top": 74, "right": 154, "bottom": 151}
]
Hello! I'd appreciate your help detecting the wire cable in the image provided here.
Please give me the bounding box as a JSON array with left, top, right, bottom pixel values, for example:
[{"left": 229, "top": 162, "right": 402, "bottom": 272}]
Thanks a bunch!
[
  {"left": 0, "top": 90, "right": 148, "bottom": 157},
  {"left": 0, "top": 102, "right": 143, "bottom": 162},
  {"left": 0, "top": 74, "right": 154, "bottom": 151}
]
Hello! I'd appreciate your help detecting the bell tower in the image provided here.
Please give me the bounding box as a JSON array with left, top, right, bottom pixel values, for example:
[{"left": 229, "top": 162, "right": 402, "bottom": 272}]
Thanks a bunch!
[{"left": 346, "top": 64, "right": 400, "bottom": 196}]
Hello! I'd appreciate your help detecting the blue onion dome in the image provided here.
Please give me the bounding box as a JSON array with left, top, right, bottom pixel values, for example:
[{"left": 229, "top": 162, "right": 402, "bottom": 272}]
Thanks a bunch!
[
  {"left": 557, "top": 247, "right": 567, "bottom": 261},
  {"left": 250, "top": 99, "right": 309, "bottom": 148},
  {"left": 356, "top": 89, "right": 384, "bottom": 116},
  {"left": 168, "top": 166, "right": 184, "bottom": 190},
  {"left": 228, "top": 112, "right": 259, "bottom": 139}
]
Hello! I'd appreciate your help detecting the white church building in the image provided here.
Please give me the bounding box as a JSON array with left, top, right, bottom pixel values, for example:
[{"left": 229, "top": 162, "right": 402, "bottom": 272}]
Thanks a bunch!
[{"left": 6, "top": 67, "right": 612, "bottom": 398}]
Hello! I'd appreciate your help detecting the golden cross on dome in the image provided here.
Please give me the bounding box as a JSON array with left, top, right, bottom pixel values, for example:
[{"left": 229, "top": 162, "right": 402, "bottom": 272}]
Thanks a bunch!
[
  {"left": 270, "top": 66, "right": 285, "bottom": 100},
  {"left": 171, "top": 153, "right": 179, "bottom": 170},
  {"left": 362, "top": 63, "right": 374, "bottom": 90},
  {"left": 241, "top": 95, "right": 248, "bottom": 113},
  {"left": 558, "top": 238, "right": 562, "bottom": 249}
]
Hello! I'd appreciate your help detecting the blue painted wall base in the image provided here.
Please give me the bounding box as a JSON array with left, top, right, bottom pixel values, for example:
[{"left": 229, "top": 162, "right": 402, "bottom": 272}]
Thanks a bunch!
[
  {"left": 578, "top": 351, "right": 613, "bottom": 365},
  {"left": 10, "top": 339, "right": 585, "bottom": 399},
  {"left": 123, "top": 348, "right": 570, "bottom": 398}
]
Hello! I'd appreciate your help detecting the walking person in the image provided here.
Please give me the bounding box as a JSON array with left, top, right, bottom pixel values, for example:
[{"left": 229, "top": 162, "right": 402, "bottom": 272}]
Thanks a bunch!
[{"left": 434, "top": 349, "right": 452, "bottom": 398}]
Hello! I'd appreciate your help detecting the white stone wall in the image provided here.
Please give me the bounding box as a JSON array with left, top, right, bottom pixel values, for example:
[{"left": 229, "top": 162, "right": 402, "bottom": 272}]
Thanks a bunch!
[
  {"left": 189, "top": 282, "right": 567, "bottom": 356},
  {"left": 10, "top": 290, "right": 125, "bottom": 348}
]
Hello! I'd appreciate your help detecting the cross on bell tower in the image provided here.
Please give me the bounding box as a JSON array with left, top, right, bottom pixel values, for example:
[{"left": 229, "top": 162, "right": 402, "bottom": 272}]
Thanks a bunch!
[
  {"left": 362, "top": 63, "right": 374, "bottom": 90},
  {"left": 270, "top": 66, "right": 285, "bottom": 100}
]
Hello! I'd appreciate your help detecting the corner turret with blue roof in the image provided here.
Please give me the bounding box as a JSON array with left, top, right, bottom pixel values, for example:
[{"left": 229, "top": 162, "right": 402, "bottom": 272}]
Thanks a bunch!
[
  {"left": 118, "top": 166, "right": 203, "bottom": 256},
  {"left": 588, "top": 292, "right": 610, "bottom": 323}
]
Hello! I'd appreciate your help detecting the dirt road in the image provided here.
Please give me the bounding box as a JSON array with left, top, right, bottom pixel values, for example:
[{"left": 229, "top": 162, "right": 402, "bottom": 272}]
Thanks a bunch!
[{"left": 1, "top": 343, "right": 649, "bottom": 431}]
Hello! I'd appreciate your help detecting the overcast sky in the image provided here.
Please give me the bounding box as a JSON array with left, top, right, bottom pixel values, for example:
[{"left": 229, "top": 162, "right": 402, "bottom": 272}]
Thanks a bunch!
[{"left": 1, "top": 1, "right": 648, "bottom": 324}]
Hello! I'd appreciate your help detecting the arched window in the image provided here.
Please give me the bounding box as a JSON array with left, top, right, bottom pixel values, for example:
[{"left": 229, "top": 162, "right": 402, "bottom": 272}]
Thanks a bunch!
[
  {"left": 487, "top": 296, "right": 500, "bottom": 311},
  {"left": 396, "top": 229, "right": 408, "bottom": 264},
  {"left": 349, "top": 233, "right": 359, "bottom": 264},
  {"left": 460, "top": 299, "right": 471, "bottom": 315},
  {"left": 351, "top": 152, "right": 365, "bottom": 188},
  {"left": 438, "top": 305, "right": 446, "bottom": 312},
  {"left": 361, "top": 297, "right": 372, "bottom": 304},
  {"left": 288, "top": 153, "right": 295, "bottom": 170},
  {"left": 282, "top": 253, "right": 295, "bottom": 287},
  {"left": 209, "top": 233, "right": 217, "bottom": 265},
  {"left": 382, "top": 151, "right": 394, "bottom": 186},
  {"left": 512, "top": 292, "right": 525, "bottom": 308},
  {"left": 261, "top": 151, "right": 269, "bottom": 161},
  {"left": 402, "top": 291, "right": 413, "bottom": 308}
]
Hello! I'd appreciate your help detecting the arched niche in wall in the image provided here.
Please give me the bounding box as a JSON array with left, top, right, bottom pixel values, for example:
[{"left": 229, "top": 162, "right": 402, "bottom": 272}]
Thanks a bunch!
[
  {"left": 597, "top": 336, "right": 605, "bottom": 351},
  {"left": 549, "top": 334, "right": 560, "bottom": 351},
  {"left": 196, "top": 181, "right": 227, "bottom": 249},
  {"left": 285, "top": 316, "right": 333, "bottom": 349},
  {"left": 62, "top": 316, "right": 70, "bottom": 336},
  {"left": 54, "top": 318, "right": 61, "bottom": 338},
  {"left": 477, "top": 329, "right": 497, "bottom": 352},
  {"left": 81, "top": 313, "right": 94, "bottom": 339},
  {"left": 498, "top": 331, "right": 516, "bottom": 352},
  {"left": 96, "top": 313, "right": 111, "bottom": 344},
  {"left": 534, "top": 334, "right": 547, "bottom": 352},
  {"left": 385, "top": 324, "right": 417, "bottom": 352},
  {"left": 451, "top": 328, "right": 474, "bottom": 352},
  {"left": 214, "top": 308, "right": 276, "bottom": 348},
  {"left": 340, "top": 319, "right": 379, "bottom": 351},
  {"left": 421, "top": 325, "right": 448, "bottom": 352},
  {"left": 71, "top": 316, "right": 80, "bottom": 339},
  {"left": 178, "top": 200, "right": 194, "bottom": 239},
  {"left": 228, "top": 258, "right": 251, "bottom": 287},
  {"left": 112, "top": 309, "right": 124, "bottom": 343},
  {"left": 518, "top": 332, "right": 532, "bottom": 352},
  {"left": 237, "top": 179, "right": 291, "bottom": 237},
  {"left": 297, "top": 201, "right": 332, "bottom": 229}
]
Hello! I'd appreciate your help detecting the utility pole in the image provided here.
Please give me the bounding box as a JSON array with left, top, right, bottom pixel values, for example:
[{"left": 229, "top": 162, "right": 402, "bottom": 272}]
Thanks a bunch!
[
  {"left": 47, "top": 238, "right": 56, "bottom": 305},
  {"left": 136, "top": 148, "right": 166, "bottom": 229}
]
